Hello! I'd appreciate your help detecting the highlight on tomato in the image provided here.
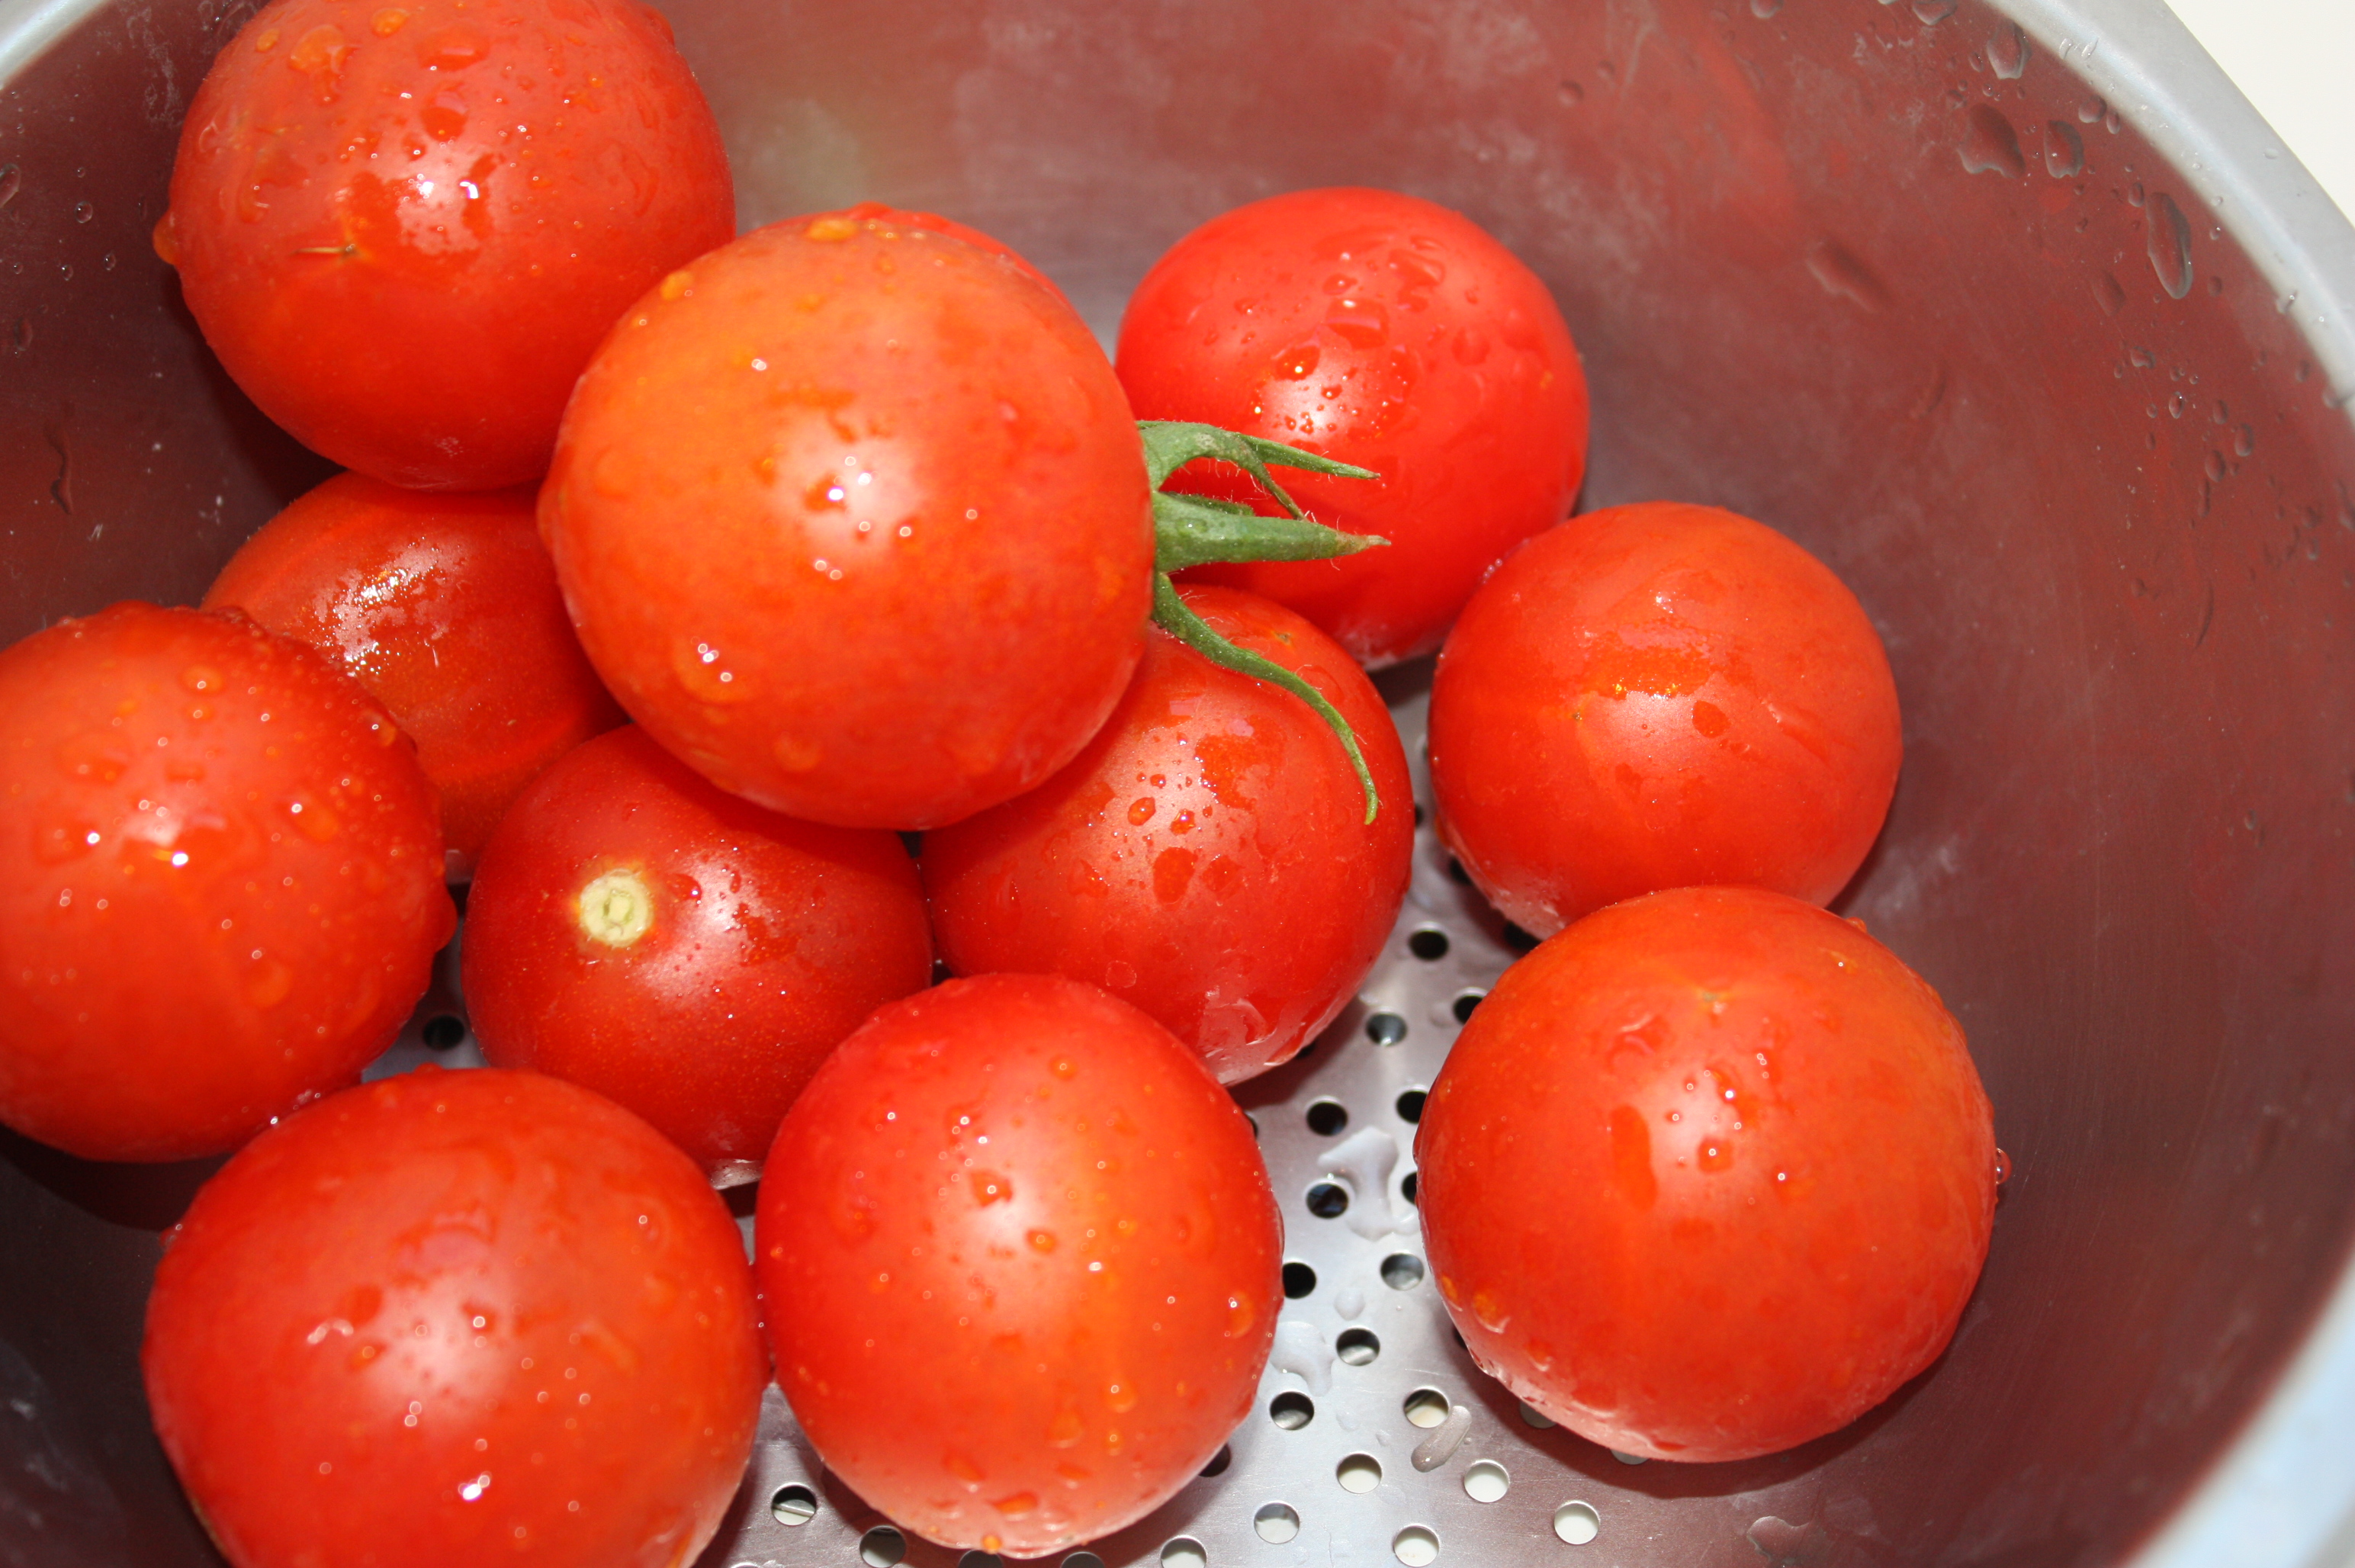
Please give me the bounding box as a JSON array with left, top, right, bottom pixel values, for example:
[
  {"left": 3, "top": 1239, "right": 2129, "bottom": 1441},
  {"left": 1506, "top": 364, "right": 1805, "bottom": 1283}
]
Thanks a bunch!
[
  {"left": 924, "top": 583, "right": 1412, "bottom": 1083},
  {"left": 754, "top": 974, "right": 1281, "bottom": 1555},
  {"left": 204, "top": 472, "right": 626, "bottom": 879},
  {"left": 1116, "top": 185, "right": 1589, "bottom": 667},
  {"left": 159, "top": 0, "right": 735, "bottom": 489},
  {"left": 1415, "top": 885, "right": 1996, "bottom": 1463},
  {"left": 462, "top": 724, "right": 933, "bottom": 1178},
  {"left": 1429, "top": 500, "right": 1902, "bottom": 939},
  {"left": 0, "top": 602, "right": 453, "bottom": 1162},
  {"left": 143, "top": 1067, "right": 766, "bottom": 1568}
]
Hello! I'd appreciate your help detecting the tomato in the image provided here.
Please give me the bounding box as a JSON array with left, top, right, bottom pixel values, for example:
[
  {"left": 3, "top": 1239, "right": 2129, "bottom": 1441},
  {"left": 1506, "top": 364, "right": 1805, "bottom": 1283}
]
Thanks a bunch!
[
  {"left": 1428, "top": 501, "right": 1902, "bottom": 938},
  {"left": 753, "top": 974, "right": 1280, "bottom": 1554},
  {"left": 922, "top": 583, "right": 1412, "bottom": 1083},
  {"left": 0, "top": 604, "right": 454, "bottom": 1162},
  {"left": 142, "top": 1066, "right": 766, "bottom": 1568},
  {"left": 1415, "top": 885, "right": 1996, "bottom": 1462},
  {"left": 1115, "top": 187, "right": 1588, "bottom": 667},
  {"left": 543, "top": 208, "right": 1154, "bottom": 829},
  {"left": 204, "top": 472, "right": 625, "bottom": 879},
  {"left": 159, "top": 0, "right": 734, "bottom": 489},
  {"left": 461, "top": 724, "right": 933, "bottom": 1177}
]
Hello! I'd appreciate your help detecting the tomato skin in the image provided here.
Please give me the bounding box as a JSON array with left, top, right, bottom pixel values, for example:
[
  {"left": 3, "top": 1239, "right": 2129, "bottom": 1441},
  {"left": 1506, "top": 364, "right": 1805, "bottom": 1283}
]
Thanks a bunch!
[
  {"left": 754, "top": 974, "right": 1280, "bottom": 1554},
  {"left": 162, "top": 0, "right": 734, "bottom": 490},
  {"left": 922, "top": 585, "right": 1412, "bottom": 1082},
  {"left": 142, "top": 1067, "right": 766, "bottom": 1568},
  {"left": 544, "top": 210, "right": 1154, "bottom": 829},
  {"left": 1115, "top": 187, "right": 1588, "bottom": 667},
  {"left": 1428, "top": 502, "right": 1902, "bottom": 938},
  {"left": 1416, "top": 886, "right": 1995, "bottom": 1462},
  {"left": 461, "top": 725, "right": 933, "bottom": 1174},
  {"left": 0, "top": 604, "right": 454, "bottom": 1162},
  {"left": 204, "top": 473, "right": 625, "bottom": 878}
]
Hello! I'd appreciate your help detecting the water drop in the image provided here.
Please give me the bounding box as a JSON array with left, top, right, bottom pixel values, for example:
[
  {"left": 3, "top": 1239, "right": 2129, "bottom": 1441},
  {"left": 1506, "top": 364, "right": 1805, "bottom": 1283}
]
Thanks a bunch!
[
  {"left": 1749, "top": 0, "right": 1782, "bottom": 17},
  {"left": 1994, "top": 1147, "right": 2011, "bottom": 1185},
  {"left": 2077, "top": 97, "right": 2106, "bottom": 124},
  {"left": 0, "top": 164, "right": 19, "bottom": 211},
  {"left": 72, "top": 199, "right": 93, "bottom": 223},
  {"left": 1987, "top": 21, "right": 2029, "bottom": 78},
  {"left": 1959, "top": 105, "right": 2026, "bottom": 178},
  {"left": 2045, "top": 120, "right": 2084, "bottom": 178},
  {"left": 1557, "top": 79, "right": 1583, "bottom": 105},
  {"left": 2146, "top": 191, "right": 2194, "bottom": 299},
  {"left": 2235, "top": 423, "right": 2254, "bottom": 458},
  {"left": 1913, "top": 0, "right": 1958, "bottom": 21}
]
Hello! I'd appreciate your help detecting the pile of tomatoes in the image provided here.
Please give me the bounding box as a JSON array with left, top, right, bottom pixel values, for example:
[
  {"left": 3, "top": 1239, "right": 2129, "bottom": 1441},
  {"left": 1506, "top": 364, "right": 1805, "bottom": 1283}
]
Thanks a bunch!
[{"left": 0, "top": 0, "right": 1999, "bottom": 1563}]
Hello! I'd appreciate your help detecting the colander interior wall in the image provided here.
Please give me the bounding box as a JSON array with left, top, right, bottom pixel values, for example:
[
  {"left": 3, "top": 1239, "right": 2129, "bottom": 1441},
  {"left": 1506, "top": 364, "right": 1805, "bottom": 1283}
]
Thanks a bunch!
[{"left": 5, "top": 1, "right": 2355, "bottom": 1566}]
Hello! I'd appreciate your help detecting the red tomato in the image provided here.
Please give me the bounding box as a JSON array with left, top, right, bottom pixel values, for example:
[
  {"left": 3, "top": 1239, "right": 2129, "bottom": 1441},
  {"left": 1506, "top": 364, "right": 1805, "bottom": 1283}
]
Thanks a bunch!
[
  {"left": 204, "top": 472, "right": 626, "bottom": 878},
  {"left": 754, "top": 974, "right": 1280, "bottom": 1554},
  {"left": 923, "top": 584, "right": 1412, "bottom": 1083},
  {"left": 160, "top": 0, "right": 734, "bottom": 489},
  {"left": 543, "top": 208, "right": 1154, "bottom": 829},
  {"left": 461, "top": 724, "right": 933, "bottom": 1176},
  {"left": 143, "top": 1066, "right": 766, "bottom": 1568},
  {"left": 1416, "top": 886, "right": 1996, "bottom": 1462},
  {"left": 1115, "top": 187, "right": 1588, "bottom": 667},
  {"left": 1428, "top": 501, "right": 1902, "bottom": 938},
  {"left": 0, "top": 604, "right": 454, "bottom": 1162}
]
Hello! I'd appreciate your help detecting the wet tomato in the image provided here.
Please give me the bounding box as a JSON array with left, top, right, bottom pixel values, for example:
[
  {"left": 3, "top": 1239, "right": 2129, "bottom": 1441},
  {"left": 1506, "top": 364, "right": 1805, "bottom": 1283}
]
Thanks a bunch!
[
  {"left": 143, "top": 1066, "right": 766, "bottom": 1568},
  {"left": 1429, "top": 501, "right": 1902, "bottom": 938},
  {"left": 543, "top": 208, "right": 1154, "bottom": 829},
  {"left": 1416, "top": 886, "right": 1996, "bottom": 1462},
  {"left": 204, "top": 472, "right": 625, "bottom": 879},
  {"left": 0, "top": 603, "right": 453, "bottom": 1162},
  {"left": 461, "top": 724, "right": 933, "bottom": 1178},
  {"left": 1116, "top": 187, "right": 1588, "bottom": 667},
  {"left": 923, "top": 584, "right": 1412, "bottom": 1083},
  {"left": 161, "top": 0, "right": 734, "bottom": 489},
  {"left": 754, "top": 974, "right": 1280, "bottom": 1554}
]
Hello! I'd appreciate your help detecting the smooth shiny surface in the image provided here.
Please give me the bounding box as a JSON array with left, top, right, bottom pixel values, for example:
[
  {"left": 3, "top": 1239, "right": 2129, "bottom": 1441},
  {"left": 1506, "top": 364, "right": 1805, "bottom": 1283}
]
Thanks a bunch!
[{"left": 6, "top": 0, "right": 2355, "bottom": 1564}]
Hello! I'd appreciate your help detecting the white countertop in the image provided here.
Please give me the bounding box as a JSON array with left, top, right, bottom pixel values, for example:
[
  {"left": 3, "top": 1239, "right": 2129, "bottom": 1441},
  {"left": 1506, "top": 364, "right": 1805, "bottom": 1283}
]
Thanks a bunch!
[{"left": 2163, "top": 0, "right": 2354, "bottom": 221}]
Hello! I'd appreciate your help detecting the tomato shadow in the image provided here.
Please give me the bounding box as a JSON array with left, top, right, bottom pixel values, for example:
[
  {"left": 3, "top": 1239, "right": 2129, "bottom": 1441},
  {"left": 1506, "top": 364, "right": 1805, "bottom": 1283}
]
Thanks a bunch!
[
  {"left": 0, "top": 1124, "right": 223, "bottom": 1234},
  {"left": 1453, "top": 1344, "right": 1935, "bottom": 1504}
]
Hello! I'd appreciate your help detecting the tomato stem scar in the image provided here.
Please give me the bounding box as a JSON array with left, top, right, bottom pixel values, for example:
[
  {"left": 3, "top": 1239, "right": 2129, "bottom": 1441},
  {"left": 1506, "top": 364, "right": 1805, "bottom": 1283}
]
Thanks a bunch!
[
  {"left": 1139, "top": 419, "right": 1386, "bottom": 823},
  {"left": 575, "top": 867, "right": 654, "bottom": 947}
]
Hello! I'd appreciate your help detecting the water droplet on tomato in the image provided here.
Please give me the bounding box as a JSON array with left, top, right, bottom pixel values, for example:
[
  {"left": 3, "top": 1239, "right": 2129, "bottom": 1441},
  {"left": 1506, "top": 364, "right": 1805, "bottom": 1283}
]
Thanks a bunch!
[
  {"left": 1994, "top": 1147, "right": 2011, "bottom": 1186},
  {"left": 1325, "top": 297, "right": 1390, "bottom": 347},
  {"left": 419, "top": 21, "right": 488, "bottom": 69},
  {"left": 422, "top": 90, "right": 468, "bottom": 141},
  {"left": 1697, "top": 1138, "right": 1734, "bottom": 1172},
  {"left": 1271, "top": 341, "right": 1320, "bottom": 380}
]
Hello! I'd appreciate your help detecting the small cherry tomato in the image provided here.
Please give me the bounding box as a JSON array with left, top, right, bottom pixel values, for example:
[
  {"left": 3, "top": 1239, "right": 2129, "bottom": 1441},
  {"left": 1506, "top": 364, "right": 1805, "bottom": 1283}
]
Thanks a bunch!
[
  {"left": 544, "top": 209, "right": 1154, "bottom": 829},
  {"left": 1416, "top": 886, "right": 1996, "bottom": 1462},
  {"left": 204, "top": 472, "right": 625, "bottom": 879},
  {"left": 1429, "top": 501, "right": 1902, "bottom": 937},
  {"left": 161, "top": 0, "right": 734, "bottom": 488},
  {"left": 0, "top": 604, "right": 453, "bottom": 1162},
  {"left": 1116, "top": 187, "right": 1588, "bottom": 666},
  {"left": 461, "top": 724, "right": 933, "bottom": 1178},
  {"left": 923, "top": 584, "right": 1412, "bottom": 1082},
  {"left": 755, "top": 974, "right": 1280, "bottom": 1555},
  {"left": 143, "top": 1066, "right": 766, "bottom": 1568}
]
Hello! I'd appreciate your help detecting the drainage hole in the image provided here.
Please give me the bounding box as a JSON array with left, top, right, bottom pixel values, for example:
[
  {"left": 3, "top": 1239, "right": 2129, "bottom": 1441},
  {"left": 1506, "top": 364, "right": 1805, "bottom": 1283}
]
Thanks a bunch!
[
  {"left": 1408, "top": 927, "right": 1451, "bottom": 960},
  {"left": 1393, "top": 1525, "right": 1440, "bottom": 1566},
  {"left": 769, "top": 1483, "right": 817, "bottom": 1525},
  {"left": 1365, "top": 1011, "right": 1409, "bottom": 1046},
  {"left": 1336, "top": 1327, "right": 1380, "bottom": 1366},
  {"left": 1450, "top": 989, "right": 1485, "bottom": 1023},
  {"left": 1552, "top": 1502, "right": 1602, "bottom": 1546},
  {"left": 1402, "top": 1387, "right": 1451, "bottom": 1428},
  {"left": 859, "top": 1528, "right": 906, "bottom": 1567},
  {"left": 1306, "top": 1181, "right": 1349, "bottom": 1219},
  {"left": 1338, "top": 1453, "right": 1383, "bottom": 1494},
  {"left": 1282, "top": 1261, "right": 1318, "bottom": 1299},
  {"left": 1463, "top": 1460, "right": 1509, "bottom": 1503},
  {"left": 1270, "top": 1390, "right": 1316, "bottom": 1430},
  {"left": 1306, "top": 1099, "right": 1349, "bottom": 1136},
  {"left": 1254, "top": 1503, "right": 1300, "bottom": 1544},
  {"left": 1380, "top": 1252, "right": 1425, "bottom": 1290}
]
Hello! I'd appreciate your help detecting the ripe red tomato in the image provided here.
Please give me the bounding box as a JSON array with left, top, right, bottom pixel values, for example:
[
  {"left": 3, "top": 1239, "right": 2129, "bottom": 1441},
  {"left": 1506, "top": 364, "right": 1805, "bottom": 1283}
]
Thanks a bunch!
[
  {"left": 1116, "top": 187, "right": 1588, "bottom": 666},
  {"left": 1428, "top": 501, "right": 1902, "bottom": 938},
  {"left": 461, "top": 724, "right": 933, "bottom": 1176},
  {"left": 923, "top": 584, "right": 1412, "bottom": 1083},
  {"left": 0, "top": 604, "right": 454, "bottom": 1162},
  {"left": 1416, "top": 886, "right": 1995, "bottom": 1462},
  {"left": 204, "top": 472, "right": 625, "bottom": 879},
  {"left": 160, "top": 0, "right": 734, "bottom": 489},
  {"left": 754, "top": 974, "right": 1280, "bottom": 1555},
  {"left": 543, "top": 207, "right": 1154, "bottom": 829},
  {"left": 143, "top": 1066, "right": 766, "bottom": 1568}
]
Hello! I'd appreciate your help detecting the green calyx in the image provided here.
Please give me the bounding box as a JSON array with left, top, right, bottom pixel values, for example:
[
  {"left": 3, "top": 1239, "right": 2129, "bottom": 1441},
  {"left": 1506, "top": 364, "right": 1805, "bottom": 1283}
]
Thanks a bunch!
[{"left": 1139, "top": 420, "right": 1386, "bottom": 824}]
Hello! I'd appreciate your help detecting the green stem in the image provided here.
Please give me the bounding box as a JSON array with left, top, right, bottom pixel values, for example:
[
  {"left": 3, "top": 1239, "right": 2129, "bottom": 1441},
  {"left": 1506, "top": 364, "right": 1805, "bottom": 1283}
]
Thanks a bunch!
[{"left": 1141, "top": 421, "right": 1386, "bottom": 824}]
